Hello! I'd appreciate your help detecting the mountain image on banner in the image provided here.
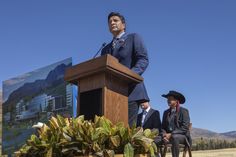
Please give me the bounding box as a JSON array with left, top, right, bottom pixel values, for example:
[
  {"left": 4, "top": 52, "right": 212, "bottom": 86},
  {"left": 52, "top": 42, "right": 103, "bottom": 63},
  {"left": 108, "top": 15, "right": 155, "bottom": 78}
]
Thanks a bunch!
[{"left": 2, "top": 58, "right": 73, "bottom": 155}]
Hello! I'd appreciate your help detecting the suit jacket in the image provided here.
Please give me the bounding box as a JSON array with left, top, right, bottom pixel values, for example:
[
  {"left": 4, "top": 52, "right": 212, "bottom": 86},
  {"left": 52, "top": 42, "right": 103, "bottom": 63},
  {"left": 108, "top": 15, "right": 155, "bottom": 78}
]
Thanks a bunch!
[
  {"left": 137, "top": 108, "right": 161, "bottom": 132},
  {"left": 101, "top": 33, "right": 149, "bottom": 102},
  {"left": 162, "top": 107, "right": 191, "bottom": 142}
]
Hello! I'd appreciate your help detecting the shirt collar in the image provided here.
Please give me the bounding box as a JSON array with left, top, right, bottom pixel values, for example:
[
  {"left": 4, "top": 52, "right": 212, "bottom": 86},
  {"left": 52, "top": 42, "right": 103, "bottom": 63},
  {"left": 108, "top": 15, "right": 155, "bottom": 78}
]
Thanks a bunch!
[
  {"left": 171, "top": 107, "right": 176, "bottom": 113},
  {"left": 144, "top": 106, "right": 151, "bottom": 113},
  {"left": 114, "top": 31, "right": 125, "bottom": 39}
]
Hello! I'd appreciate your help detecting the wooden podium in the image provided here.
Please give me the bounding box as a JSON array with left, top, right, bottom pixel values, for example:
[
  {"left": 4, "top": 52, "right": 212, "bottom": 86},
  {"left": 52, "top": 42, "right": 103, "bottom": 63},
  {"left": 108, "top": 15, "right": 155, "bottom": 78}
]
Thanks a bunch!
[{"left": 64, "top": 54, "right": 143, "bottom": 126}]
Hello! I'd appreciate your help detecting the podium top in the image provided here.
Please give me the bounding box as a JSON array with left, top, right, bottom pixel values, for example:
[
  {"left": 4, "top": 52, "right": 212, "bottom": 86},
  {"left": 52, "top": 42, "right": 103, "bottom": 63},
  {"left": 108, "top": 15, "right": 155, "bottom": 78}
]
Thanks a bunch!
[{"left": 64, "top": 54, "right": 143, "bottom": 85}]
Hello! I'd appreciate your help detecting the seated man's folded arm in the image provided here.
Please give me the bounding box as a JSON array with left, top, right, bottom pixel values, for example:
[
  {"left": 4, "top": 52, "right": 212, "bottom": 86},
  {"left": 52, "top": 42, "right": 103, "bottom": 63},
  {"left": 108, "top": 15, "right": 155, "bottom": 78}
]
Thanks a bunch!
[{"left": 172, "top": 109, "right": 190, "bottom": 135}]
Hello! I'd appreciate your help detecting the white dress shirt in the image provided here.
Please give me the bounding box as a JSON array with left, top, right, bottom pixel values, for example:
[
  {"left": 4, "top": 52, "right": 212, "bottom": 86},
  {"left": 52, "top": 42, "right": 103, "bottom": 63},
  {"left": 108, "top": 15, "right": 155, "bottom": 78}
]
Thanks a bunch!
[{"left": 141, "top": 106, "right": 151, "bottom": 126}]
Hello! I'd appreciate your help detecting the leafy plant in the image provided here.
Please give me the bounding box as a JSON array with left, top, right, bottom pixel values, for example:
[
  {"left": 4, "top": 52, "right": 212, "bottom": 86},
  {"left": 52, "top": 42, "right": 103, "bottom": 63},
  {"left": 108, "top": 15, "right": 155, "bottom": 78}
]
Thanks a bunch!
[{"left": 15, "top": 115, "right": 158, "bottom": 157}]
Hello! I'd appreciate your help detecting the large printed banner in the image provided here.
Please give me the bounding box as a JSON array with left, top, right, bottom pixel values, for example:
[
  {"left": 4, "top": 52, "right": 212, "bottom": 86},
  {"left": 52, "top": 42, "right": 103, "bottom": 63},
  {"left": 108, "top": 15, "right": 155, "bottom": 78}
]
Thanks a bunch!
[{"left": 2, "top": 58, "right": 73, "bottom": 155}]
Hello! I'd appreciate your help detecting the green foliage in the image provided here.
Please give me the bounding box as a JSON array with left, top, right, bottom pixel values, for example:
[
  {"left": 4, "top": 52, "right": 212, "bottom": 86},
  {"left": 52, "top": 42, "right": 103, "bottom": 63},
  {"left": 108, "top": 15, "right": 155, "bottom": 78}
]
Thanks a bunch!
[{"left": 15, "top": 115, "right": 158, "bottom": 157}]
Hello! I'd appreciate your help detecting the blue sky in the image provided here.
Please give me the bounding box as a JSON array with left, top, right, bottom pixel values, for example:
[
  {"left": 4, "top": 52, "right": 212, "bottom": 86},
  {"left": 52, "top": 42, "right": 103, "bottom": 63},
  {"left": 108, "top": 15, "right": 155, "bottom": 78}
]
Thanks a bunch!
[{"left": 0, "top": 0, "right": 236, "bottom": 133}]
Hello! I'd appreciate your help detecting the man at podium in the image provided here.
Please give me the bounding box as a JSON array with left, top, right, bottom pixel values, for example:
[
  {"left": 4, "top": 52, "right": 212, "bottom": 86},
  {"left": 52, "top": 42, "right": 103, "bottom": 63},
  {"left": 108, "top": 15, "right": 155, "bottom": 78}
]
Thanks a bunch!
[{"left": 101, "top": 12, "right": 150, "bottom": 126}]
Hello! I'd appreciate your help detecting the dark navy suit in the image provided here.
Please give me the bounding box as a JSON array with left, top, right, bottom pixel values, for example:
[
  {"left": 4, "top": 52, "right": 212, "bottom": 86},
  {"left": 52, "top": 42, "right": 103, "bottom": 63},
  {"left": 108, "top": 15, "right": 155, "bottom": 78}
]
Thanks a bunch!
[
  {"left": 137, "top": 108, "right": 161, "bottom": 132},
  {"left": 101, "top": 33, "right": 149, "bottom": 102},
  {"left": 101, "top": 32, "right": 149, "bottom": 125}
]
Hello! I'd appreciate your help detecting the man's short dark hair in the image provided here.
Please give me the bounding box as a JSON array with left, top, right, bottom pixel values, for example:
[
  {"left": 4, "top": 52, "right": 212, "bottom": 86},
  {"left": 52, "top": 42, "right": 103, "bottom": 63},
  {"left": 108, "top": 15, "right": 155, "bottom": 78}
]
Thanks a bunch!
[{"left": 108, "top": 12, "right": 126, "bottom": 24}]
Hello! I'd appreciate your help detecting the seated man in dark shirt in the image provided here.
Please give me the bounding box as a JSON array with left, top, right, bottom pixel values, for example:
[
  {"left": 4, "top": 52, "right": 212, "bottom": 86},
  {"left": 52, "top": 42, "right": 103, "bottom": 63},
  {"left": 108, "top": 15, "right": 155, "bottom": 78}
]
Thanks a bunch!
[{"left": 159, "top": 91, "right": 191, "bottom": 157}]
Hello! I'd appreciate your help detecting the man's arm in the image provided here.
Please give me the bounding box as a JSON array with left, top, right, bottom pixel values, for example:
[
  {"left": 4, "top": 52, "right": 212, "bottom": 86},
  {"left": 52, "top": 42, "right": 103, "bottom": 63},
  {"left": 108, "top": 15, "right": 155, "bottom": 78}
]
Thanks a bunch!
[
  {"left": 131, "top": 33, "right": 149, "bottom": 75},
  {"left": 152, "top": 111, "right": 162, "bottom": 133},
  {"left": 161, "top": 111, "right": 168, "bottom": 135}
]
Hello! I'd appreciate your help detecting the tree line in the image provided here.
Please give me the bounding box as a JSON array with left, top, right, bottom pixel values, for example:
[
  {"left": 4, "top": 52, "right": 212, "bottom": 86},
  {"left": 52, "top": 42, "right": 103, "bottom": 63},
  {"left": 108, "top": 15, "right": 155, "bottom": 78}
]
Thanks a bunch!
[{"left": 192, "top": 137, "right": 236, "bottom": 151}]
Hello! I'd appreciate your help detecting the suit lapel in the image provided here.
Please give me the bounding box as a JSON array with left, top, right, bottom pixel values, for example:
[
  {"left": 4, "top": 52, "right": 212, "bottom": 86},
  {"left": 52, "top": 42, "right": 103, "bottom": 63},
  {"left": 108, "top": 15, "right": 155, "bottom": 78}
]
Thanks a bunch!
[
  {"left": 137, "top": 114, "right": 142, "bottom": 127},
  {"left": 143, "top": 108, "right": 154, "bottom": 126}
]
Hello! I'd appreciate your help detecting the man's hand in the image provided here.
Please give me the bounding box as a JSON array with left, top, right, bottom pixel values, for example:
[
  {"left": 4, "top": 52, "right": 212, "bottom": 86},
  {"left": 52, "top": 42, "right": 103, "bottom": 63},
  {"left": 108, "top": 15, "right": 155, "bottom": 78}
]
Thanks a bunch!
[
  {"left": 165, "top": 133, "right": 172, "bottom": 139},
  {"left": 163, "top": 133, "right": 172, "bottom": 143}
]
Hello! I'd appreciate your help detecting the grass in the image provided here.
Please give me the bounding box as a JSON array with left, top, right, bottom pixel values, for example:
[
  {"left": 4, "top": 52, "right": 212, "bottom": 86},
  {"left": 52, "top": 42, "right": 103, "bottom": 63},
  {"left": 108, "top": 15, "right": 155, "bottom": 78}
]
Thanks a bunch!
[{"left": 165, "top": 148, "right": 236, "bottom": 157}]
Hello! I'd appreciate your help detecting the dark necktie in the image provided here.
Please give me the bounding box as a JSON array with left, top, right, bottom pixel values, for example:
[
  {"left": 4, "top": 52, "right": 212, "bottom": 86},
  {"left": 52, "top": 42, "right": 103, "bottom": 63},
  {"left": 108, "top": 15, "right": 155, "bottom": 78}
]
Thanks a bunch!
[
  {"left": 141, "top": 110, "right": 147, "bottom": 127},
  {"left": 112, "top": 38, "right": 119, "bottom": 49}
]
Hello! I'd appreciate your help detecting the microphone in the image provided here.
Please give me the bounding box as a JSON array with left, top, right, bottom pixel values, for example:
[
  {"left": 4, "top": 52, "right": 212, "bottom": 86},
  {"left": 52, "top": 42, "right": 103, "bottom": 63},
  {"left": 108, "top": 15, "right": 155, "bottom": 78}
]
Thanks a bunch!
[{"left": 93, "top": 42, "right": 107, "bottom": 58}]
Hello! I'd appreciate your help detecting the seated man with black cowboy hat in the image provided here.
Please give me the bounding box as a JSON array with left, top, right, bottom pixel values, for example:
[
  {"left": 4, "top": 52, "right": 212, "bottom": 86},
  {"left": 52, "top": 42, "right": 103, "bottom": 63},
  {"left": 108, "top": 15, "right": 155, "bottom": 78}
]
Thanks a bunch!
[{"left": 160, "top": 91, "right": 191, "bottom": 157}]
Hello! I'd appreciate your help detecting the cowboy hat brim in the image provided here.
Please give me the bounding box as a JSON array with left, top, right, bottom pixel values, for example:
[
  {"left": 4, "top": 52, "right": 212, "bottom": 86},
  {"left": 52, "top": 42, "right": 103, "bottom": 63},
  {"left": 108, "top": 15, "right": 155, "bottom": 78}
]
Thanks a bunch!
[{"left": 162, "top": 91, "right": 186, "bottom": 104}]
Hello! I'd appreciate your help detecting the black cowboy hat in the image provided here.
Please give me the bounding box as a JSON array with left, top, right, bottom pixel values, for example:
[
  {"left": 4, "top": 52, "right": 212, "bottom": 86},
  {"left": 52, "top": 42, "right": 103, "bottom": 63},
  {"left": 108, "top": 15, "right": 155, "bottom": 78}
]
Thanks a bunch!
[{"left": 162, "top": 90, "right": 186, "bottom": 104}]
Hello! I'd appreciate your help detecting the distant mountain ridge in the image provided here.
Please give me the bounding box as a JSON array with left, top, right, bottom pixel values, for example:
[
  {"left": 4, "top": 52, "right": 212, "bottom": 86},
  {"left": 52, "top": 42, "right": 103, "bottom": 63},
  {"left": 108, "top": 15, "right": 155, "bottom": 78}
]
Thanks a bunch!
[
  {"left": 192, "top": 127, "right": 236, "bottom": 141},
  {"left": 221, "top": 131, "right": 236, "bottom": 138},
  {"left": 3, "top": 63, "right": 71, "bottom": 108}
]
